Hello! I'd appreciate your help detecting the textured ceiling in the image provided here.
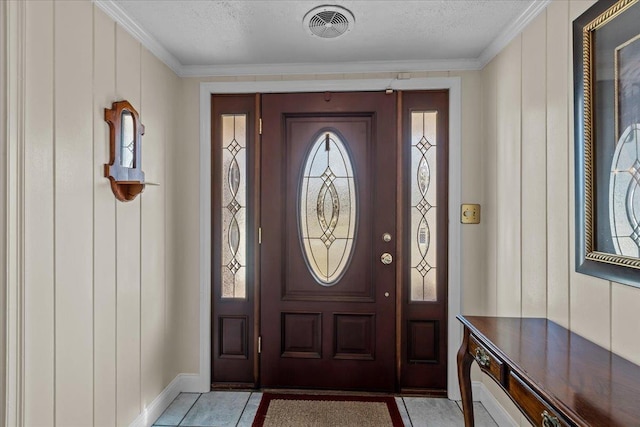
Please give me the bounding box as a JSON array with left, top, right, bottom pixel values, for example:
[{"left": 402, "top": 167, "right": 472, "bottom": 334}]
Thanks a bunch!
[{"left": 110, "top": 0, "right": 542, "bottom": 73}]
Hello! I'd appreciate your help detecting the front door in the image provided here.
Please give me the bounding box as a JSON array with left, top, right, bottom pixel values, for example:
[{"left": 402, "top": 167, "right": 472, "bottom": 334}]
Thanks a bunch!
[{"left": 260, "top": 92, "right": 397, "bottom": 391}]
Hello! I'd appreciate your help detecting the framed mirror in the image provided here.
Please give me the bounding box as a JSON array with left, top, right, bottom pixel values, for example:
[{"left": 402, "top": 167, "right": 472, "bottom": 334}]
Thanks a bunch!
[
  {"left": 574, "top": 0, "right": 640, "bottom": 287},
  {"left": 104, "top": 100, "right": 145, "bottom": 202}
]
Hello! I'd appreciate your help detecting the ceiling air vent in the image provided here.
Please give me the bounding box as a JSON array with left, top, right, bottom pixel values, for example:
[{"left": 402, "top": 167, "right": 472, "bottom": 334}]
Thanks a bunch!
[{"left": 303, "top": 5, "right": 355, "bottom": 39}]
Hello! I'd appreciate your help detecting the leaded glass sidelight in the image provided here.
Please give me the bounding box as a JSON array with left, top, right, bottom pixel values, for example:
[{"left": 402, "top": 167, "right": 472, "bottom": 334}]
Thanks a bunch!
[
  {"left": 610, "top": 124, "right": 640, "bottom": 258},
  {"left": 221, "top": 115, "right": 247, "bottom": 298},
  {"left": 299, "top": 131, "right": 357, "bottom": 285},
  {"left": 410, "top": 112, "right": 438, "bottom": 302}
]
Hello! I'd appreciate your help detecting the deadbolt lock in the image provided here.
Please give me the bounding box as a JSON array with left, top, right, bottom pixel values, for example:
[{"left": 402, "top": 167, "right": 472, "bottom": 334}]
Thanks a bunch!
[{"left": 381, "top": 252, "right": 393, "bottom": 265}]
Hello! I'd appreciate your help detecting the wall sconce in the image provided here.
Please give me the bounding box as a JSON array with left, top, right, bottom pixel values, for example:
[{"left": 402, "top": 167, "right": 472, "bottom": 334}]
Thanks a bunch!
[{"left": 104, "top": 100, "right": 145, "bottom": 201}]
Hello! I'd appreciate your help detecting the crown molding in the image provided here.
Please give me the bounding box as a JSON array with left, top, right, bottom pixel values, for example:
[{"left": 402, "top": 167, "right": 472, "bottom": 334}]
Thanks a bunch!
[
  {"left": 478, "top": 0, "right": 552, "bottom": 67},
  {"left": 179, "top": 58, "right": 481, "bottom": 77},
  {"left": 94, "top": 0, "right": 551, "bottom": 78},
  {"left": 92, "top": 0, "right": 182, "bottom": 75}
]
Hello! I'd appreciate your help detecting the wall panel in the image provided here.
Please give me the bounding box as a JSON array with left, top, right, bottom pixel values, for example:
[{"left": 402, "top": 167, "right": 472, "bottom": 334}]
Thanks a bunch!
[
  {"left": 115, "top": 25, "right": 142, "bottom": 426},
  {"left": 54, "top": 1, "right": 95, "bottom": 425},
  {"left": 521, "top": 13, "right": 547, "bottom": 318},
  {"left": 481, "top": 60, "right": 498, "bottom": 316},
  {"left": 458, "top": 70, "right": 486, "bottom": 315},
  {"left": 495, "top": 38, "right": 522, "bottom": 317},
  {"left": 169, "top": 77, "right": 201, "bottom": 377},
  {"left": 545, "top": 1, "right": 570, "bottom": 328},
  {"left": 141, "top": 48, "right": 168, "bottom": 407},
  {"left": 93, "top": 7, "right": 117, "bottom": 426},
  {"left": 23, "top": 1, "right": 54, "bottom": 424}
]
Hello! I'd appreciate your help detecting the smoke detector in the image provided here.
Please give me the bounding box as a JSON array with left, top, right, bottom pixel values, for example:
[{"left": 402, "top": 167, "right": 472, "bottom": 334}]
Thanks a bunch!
[{"left": 303, "top": 5, "right": 355, "bottom": 39}]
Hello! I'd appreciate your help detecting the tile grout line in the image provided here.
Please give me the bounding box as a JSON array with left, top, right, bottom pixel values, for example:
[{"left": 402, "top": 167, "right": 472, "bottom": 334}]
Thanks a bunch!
[
  {"left": 153, "top": 393, "right": 203, "bottom": 427},
  {"left": 235, "top": 392, "right": 255, "bottom": 427},
  {"left": 175, "top": 393, "right": 203, "bottom": 427},
  {"left": 400, "top": 397, "right": 414, "bottom": 427}
]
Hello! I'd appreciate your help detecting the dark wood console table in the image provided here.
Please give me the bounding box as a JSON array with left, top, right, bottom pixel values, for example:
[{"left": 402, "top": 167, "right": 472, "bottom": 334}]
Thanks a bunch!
[{"left": 457, "top": 315, "right": 640, "bottom": 427}]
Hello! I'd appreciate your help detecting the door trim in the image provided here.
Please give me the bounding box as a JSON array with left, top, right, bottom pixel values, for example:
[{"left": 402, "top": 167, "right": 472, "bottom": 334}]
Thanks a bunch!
[{"left": 198, "top": 77, "right": 462, "bottom": 399}]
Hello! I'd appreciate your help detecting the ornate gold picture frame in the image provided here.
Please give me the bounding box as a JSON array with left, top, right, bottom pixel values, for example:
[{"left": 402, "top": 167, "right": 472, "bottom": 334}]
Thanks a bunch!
[{"left": 574, "top": 0, "right": 640, "bottom": 287}]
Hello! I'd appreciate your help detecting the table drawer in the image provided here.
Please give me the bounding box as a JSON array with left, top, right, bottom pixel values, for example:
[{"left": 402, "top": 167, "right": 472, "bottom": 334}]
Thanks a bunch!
[
  {"left": 469, "top": 334, "right": 505, "bottom": 385},
  {"left": 509, "top": 372, "right": 568, "bottom": 427}
]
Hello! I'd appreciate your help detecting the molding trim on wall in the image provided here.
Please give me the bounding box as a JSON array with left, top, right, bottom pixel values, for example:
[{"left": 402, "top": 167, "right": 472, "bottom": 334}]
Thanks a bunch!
[
  {"left": 181, "top": 58, "right": 480, "bottom": 78},
  {"left": 198, "top": 77, "right": 463, "bottom": 399},
  {"left": 473, "top": 381, "right": 519, "bottom": 427},
  {"left": 93, "top": 0, "right": 550, "bottom": 77},
  {"left": 4, "top": 0, "right": 26, "bottom": 425},
  {"left": 0, "top": 0, "right": 7, "bottom": 424},
  {"left": 477, "top": 0, "right": 551, "bottom": 68},
  {"left": 129, "top": 374, "right": 200, "bottom": 427}
]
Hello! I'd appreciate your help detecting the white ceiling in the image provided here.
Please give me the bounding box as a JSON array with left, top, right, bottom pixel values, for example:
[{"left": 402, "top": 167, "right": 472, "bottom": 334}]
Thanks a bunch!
[{"left": 98, "top": 0, "right": 550, "bottom": 77}]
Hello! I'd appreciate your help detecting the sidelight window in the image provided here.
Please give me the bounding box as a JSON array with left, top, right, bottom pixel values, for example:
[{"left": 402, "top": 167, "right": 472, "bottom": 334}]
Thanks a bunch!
[
  {"left": 410, "top": 112, "right": 438, "bottom": 302},
  {"left": 221, "top": 114, "right": 247, "bottom": 298}
]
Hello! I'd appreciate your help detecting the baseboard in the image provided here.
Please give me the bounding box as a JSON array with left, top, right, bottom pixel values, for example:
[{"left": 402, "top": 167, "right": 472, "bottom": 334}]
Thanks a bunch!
[
  {"left": 473, "top": 381, "right": 519, "bottom": 427},
  {"left": 129, "top": 373, "right": 201, "bottom": 427},
  {"left": 180, "top": 373, "right": 204, "bottom": 392}
]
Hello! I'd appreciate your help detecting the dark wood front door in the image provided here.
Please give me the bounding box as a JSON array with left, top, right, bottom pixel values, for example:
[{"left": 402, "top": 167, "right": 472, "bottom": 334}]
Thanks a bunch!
[{"left": 260, "top": 92, "right": 397, "bottom": 391}]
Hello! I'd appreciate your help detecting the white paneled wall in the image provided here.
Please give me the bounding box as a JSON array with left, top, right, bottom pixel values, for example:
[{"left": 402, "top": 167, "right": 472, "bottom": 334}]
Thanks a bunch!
[
  {"left": 481, "top": 0, "right": 640, "bottom": 425},
  {"left": 8, "top": 0, "right": 640, "bottom": 426},
  {"left": 18, "top": 1, "right": 180, "bottom": 425}
]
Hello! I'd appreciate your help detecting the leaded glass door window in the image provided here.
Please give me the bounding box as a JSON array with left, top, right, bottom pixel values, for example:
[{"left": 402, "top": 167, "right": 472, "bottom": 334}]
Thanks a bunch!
[
  {"left": 221, "top": 114, "right": 247, "bottom": 298},
  {"left": 299, "top": 131, "right": 357, "bottom": 285},
  {"left": 410, "top": 111, "right": 438, "bottom": 302}
]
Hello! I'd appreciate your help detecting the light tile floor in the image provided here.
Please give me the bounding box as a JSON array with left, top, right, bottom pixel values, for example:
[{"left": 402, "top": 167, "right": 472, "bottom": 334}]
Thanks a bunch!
[{"left": 153, "top": 391, "right": 498, "bottom": 427}]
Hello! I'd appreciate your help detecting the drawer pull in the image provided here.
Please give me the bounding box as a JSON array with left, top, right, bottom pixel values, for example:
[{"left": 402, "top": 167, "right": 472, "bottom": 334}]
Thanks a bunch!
[
  {"left": 542, "top": 410, "right": 560, "bottom": 427},
  {"left": 474, "top": 347, "right": 490, "bottom": 368}
]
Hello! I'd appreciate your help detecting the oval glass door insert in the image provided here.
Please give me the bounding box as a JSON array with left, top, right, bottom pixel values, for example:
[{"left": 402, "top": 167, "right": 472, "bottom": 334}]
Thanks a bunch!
[{"left": 299, "top": 131, "right": 357, "bottom": 285}]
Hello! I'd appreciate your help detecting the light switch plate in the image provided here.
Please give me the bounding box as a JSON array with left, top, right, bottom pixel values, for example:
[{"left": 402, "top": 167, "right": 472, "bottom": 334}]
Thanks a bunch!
[{"left": 461, "top": 204, "right": 480, "bottom": 224}]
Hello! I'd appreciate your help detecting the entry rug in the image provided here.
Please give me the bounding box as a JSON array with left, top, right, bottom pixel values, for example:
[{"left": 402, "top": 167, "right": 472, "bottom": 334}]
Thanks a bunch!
[{"left": 252, "top": 393, "right": 404, "bottom": 427}]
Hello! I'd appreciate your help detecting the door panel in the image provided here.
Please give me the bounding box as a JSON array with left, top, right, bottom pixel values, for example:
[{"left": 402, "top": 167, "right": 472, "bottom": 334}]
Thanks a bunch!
[{"left": 260, "top": 92, "right": 397, "bottom": 391}]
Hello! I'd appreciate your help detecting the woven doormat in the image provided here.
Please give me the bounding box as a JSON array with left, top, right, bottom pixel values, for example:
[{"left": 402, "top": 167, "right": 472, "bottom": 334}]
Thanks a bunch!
[{"left": 251, "top": 393, "right": 404, "bottom": 427}]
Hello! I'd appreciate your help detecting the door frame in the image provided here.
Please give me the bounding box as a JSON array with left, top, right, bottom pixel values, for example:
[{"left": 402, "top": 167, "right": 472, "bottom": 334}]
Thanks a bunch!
[{"left": 198, "top": 77, "right": 462, "bottom": 399}]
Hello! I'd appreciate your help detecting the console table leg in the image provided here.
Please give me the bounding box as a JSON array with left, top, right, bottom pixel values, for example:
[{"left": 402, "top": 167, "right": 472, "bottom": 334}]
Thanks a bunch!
[{"left": 457, "top": 326, "right": 474, "bottom": 427}]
